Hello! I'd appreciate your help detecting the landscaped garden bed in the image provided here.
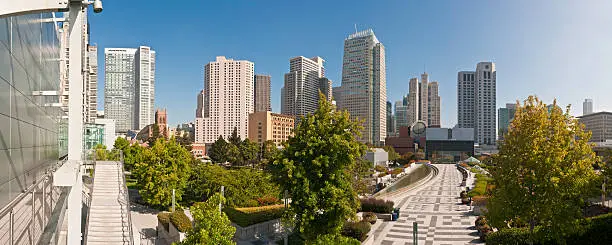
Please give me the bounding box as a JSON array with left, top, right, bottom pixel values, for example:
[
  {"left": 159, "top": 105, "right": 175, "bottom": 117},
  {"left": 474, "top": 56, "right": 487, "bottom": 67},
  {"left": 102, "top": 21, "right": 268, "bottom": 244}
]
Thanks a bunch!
[{"left": 224, "top": 204, "right": 285, "bottom": 227}]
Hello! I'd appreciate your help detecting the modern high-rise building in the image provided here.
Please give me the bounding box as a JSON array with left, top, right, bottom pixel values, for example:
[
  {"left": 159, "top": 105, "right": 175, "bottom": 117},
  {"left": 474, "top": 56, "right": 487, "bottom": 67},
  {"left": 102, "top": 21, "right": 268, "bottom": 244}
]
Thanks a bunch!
[
  {"left": 337, "top": 29, "right": 386, "bottom": 145},
  {"left": 428, "top": 81, "right": 441, "bottom": 127},
  {"left": 405, "top": 73, "right": 441, "bottom": 127},
  {"left": 60, "top": 9, "right": 98, "bottom": 123},
  {"left": 457, "top": 62, "right": 496, "bottom": 145},
  {"left": 282, "top": 56, "right": 328, "bottom": 118},
  {"left": 583, "top": 98, "right": 593, "bottom": 116},
  {"left": 386, "top": 101, "right": 395, "bottom": 137},
  {"left": 135, "top": 46, "right": 156, "bottom": 130},
  {"left": 195, "top": 56, "right": 254, "bottom": 144},
  {"left": 86, "top": 45, "right": 98, "bottom": 123},
  {"left": 104, "top": 46, "right": 156, "bottom": 133},
  {"left": 577, "top": 111, "right": 612, "bottom": 143},
  {"left": 394, "top": 100, "right": 410, "bottom": 130},
  {"left": 318, "top": 77, "right": 333, "bottom": 101},
  {"left": 254, "top": 74, "right": 271, "bottom": 112},
  {"left": 498, "top": 103, "right": 517, "bottom": 141},
  {"left": 196, "top": 89, "right": 205, "bottom": 118}
]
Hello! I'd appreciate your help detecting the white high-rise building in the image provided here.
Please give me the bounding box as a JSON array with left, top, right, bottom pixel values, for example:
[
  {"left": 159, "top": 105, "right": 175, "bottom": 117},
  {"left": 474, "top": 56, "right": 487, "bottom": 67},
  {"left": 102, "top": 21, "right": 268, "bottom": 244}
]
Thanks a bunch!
[
  {"left": 282, "top": 56, "right": 327, "bottom": 118},
  {"left": 104, "top": 46, "right": 155, "bottom": 133},
  {"left": 583, "top": 98, "right": 593, "bottom": 115},
  {"left": 195, "top": 56, "right": 254, "bottom": 144},
  {"left": 60, "top": 9, "right": 98, "bottom": 123},
  {"left": 136, "top": 46, "right": 156, "bottom": 130},
  {"left": 337, "top": 29, "right": 386, "bottom": 145},
  {"left": 457, "top": 62, "right": 496, "bottom": 145}
]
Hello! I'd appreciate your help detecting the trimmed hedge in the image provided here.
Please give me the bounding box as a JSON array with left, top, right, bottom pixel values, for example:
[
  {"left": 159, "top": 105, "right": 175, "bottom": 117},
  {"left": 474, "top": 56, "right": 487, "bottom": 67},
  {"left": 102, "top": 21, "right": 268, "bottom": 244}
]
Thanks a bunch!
[
  {"left": 487, "top": 213, "right": 612, "bottom": 245},
  {"left": 359, "top": 198, "right": 394, "bottom": 213},
  {"left": 468, "top": 174, "right": 492, "bottom": 197},
  {"left": 310, "top": 234, "right": 361, "bottom": 245},
  {"left": 157, "top": 212, "right": 171, "bottom": 231},
  {"left": 341, "top": 221, "right": 371, "bottom": 242},
  {"left": 169, "top": 210, "right": 192, "bottom": 232},
  {"left": 224, "top": 204, "right": 285, "bottom": 227}
]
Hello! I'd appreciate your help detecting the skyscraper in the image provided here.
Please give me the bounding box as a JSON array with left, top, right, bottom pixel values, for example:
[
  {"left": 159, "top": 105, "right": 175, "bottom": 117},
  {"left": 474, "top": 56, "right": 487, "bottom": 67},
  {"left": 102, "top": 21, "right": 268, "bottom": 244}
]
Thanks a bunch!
[
  {"left": 282, "top": 56, "right": 328, "bottom": 118},
  {"left": 195, "top": 56, "right": 254, "bottom": 144},
  {"left": 394, "top": 100, "right": 410, "bottom": 130},
  {"left": 135, "top": 46, "right": 156, "bottom": 130},
  {"left": 386, "top": 101, "right": 395, "bottom": 137},
  {"left": 407, "top": 78, "right": 419, "bottom": 126},
  {"left": 498, "top": 103, "right": 516, "bottom": 141},
  {"left": 406, "top": 73, "right": 441, "bottom": 127},
  {"left": 254, "top": 74, "right": 271, "bottom": 112},
  {"left": 457, "top": 62, "right": 496, "bottom": 145},
  {"left": 428, "top": 81, "right": 441, "bottom": 127},
  {"left": 196, "top": 90, "right": 205, "bottom": 118},
  {"left": 583, "top": 98, "right": 593, "bottom": 115},
  {"left": 60, "top": 9, "right": 98, "bottom": 123},
  {"left": 104, "top": 46, "right": 156, "bottom": 133},
  {"left": 337, "top": 29, "right": 386, "bottom": 145}
]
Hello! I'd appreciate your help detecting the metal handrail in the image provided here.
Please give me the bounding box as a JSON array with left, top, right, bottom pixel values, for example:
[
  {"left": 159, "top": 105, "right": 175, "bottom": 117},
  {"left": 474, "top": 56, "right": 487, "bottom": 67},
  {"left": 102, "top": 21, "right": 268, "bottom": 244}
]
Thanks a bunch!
[
  {"left": 83, "top": 150, "right": 96, "bottom": 245},
  {"left": 117, "top": 151, "right": 134, "bottom": 245}
]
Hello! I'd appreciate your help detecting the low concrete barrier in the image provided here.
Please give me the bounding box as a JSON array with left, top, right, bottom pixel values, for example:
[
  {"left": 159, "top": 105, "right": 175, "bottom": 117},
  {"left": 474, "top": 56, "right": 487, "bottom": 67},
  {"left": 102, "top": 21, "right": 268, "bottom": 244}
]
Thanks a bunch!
[{"left": 232, "top": 218, "right": 283, "bottom": 241}]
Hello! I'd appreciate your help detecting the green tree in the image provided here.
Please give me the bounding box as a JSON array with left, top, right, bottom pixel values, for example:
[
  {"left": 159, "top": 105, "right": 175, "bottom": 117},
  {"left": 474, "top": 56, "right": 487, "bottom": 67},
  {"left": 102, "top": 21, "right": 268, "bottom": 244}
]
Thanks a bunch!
[
  {"left": 226, "top": 143, "right": 241, "bottom": 165},
  {"left": 134, "top": 138, "right": 192, "bottom": 208},
  {"left": 487, "top": 96, "right": 598, "bottom": 243},
  {"left": 93, "top": 144, "right": 108, "bottom": 160},
  {"left": 179, "top": 193, "right": 236, "bottom": 245},
  {"left": 175, "top": 134, "right": 194, "bottom": 152},
  {"left": 260, "top": 140, "right": 280, "bottom": 169},
  {"left": 147, "top": 124, "right": 161, "bottom": 146},
  {"left": 271, "top": 93, "right": 367, "bottom": 241},
  {"left": 123, "top": 143, "right": 144, "bottom": 171},
  {"left": 228, "top": 127, "right": 242, "bottom": 146},
  {"left": 239, "top": 138, "right": 259, "bottom": 167},
  {"left": 113, "top": 137, "right": 130, "bottom": 151},
  {"left": 350, "top": 159, "right": 373, "bottom": 195},
  {"left": 183, "top": 164, "right": 279, "bottom": 207},
  {"left": 208, "top": 136, "right": 229, "bottom": 163},
  {"left": 383, "top": 146, "right": 400, "bottom": 163}
]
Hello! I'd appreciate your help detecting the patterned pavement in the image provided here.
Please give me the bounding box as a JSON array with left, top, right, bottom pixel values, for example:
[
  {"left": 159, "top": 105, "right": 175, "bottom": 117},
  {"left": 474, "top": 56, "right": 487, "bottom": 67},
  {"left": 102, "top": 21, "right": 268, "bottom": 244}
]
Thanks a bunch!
[{"left": 371, "top": 164, "right": 482, "bottom": 245}]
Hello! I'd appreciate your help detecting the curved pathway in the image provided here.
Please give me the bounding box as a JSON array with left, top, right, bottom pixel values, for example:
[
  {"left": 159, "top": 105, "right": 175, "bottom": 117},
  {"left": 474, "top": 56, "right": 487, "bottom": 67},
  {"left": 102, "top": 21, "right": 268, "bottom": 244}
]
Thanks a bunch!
[{"left": 371, "top": 164, "right": 481, "bottom": 245}]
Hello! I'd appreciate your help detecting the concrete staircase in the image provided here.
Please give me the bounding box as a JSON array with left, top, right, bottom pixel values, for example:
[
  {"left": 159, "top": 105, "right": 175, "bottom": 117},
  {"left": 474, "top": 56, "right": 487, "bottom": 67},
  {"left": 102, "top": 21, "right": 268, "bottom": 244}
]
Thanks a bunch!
[{"left": 86, "top": 161, "right": 133, "bottom": 245}]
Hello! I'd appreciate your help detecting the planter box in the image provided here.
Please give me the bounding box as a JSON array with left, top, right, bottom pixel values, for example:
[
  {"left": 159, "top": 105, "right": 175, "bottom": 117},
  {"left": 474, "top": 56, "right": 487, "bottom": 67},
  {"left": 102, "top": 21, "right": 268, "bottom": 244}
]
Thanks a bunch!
[
  {"left": 157, "top": 221, "right": 186, "bottom": 244},
  {"left": 232, "top": 218, "right": 283, "bottom": 241},
  {"left": 374, "top": 213, "right": 393, "bottom": 221}
]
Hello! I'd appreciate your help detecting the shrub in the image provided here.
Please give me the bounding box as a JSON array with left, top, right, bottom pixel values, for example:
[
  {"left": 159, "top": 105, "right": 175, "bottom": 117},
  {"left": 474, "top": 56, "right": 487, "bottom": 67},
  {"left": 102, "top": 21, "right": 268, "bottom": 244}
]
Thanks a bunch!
[
  {"left": 374, "top": 165, "right": 387, "bottom": 172},
  {"left": 224, "top": 204, "right": 285, "bottom": 227},
  {"left": 362, "top": 212, "right": 377, "bottom": 224},
  {"left": 309, "top": 234, "right": 361, "bottom": 245},
  {"left": 157, "top": 212, "right": 171, "bottom": 231},
  {"left": 169, "top": 210, "right": 192, "bottom": 232},
  {"left": 468, "top": 174, "right": 492, "bottom": 197},
  {"left": 487, "top": 213, "right": 612, "bottom": 245},
  {"left": 472, "top": 195, "right": 488, "bottom": 206},
  {"left": 257, "top": 196, "right": 281, "bottom": 206},
  {"left": 378, "top": 172, "right": 388, "bottom": 178},
  {"left": 391, "top": 168, "right": 404, "bottom": 175},
  {"left": 341, "top": 221, "right": 371, "bottom": 242},
  {"left": 359, "top": 198, "right": 394, "bottom": 214}
]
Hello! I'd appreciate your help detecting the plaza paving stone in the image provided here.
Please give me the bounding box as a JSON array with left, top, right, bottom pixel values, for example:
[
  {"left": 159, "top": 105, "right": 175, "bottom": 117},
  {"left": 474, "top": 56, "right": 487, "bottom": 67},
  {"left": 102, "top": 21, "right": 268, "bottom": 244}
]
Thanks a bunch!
[{"left": 371, "top": 164, "right": 482, "bottom": 245}]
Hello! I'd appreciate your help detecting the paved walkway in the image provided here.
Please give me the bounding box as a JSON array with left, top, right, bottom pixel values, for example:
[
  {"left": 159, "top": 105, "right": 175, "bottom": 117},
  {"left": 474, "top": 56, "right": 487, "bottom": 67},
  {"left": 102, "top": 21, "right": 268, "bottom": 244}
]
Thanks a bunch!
[{"left": 371, "top": 164, "right": 482, "bottom": 245}]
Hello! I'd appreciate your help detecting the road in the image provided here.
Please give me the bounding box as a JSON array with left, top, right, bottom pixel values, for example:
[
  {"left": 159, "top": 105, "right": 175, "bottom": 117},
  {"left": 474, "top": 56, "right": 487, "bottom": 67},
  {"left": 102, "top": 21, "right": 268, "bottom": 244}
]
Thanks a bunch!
[{"left": 370, "top": 164, "right": 482, "bottom": 245}]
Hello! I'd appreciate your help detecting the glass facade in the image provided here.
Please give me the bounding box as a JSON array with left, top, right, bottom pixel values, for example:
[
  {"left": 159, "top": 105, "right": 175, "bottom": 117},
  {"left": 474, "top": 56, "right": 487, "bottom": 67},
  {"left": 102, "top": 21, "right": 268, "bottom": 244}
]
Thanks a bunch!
[
  {"left": 0, "top": 12, "right": 64, "bottom": 209},
  {"left": 84, "top": 124, "right": 105, "bottom": 150}
]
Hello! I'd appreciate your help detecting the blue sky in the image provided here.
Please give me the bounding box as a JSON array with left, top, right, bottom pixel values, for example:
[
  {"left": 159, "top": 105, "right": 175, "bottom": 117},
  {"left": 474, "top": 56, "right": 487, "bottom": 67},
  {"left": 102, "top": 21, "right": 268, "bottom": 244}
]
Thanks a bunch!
[{"left": 89, "top": 0, "right": 612, "bottom": 127}]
